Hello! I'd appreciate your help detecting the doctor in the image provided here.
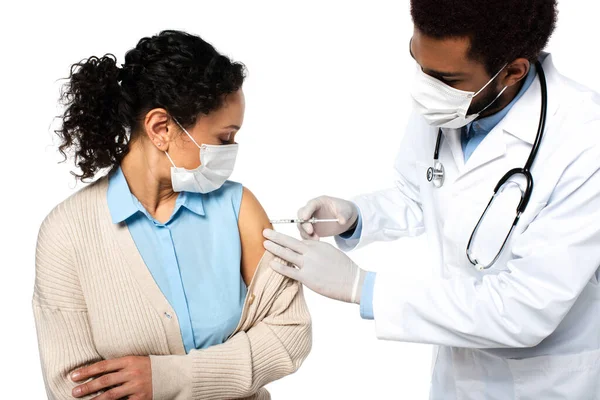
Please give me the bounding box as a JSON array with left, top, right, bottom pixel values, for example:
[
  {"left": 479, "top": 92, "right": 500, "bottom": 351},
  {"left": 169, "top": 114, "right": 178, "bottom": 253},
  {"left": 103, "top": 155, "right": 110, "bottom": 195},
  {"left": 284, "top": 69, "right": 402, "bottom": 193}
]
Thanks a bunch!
[{"left": 263, "top": 0, "right": 600, "bottom": 398}]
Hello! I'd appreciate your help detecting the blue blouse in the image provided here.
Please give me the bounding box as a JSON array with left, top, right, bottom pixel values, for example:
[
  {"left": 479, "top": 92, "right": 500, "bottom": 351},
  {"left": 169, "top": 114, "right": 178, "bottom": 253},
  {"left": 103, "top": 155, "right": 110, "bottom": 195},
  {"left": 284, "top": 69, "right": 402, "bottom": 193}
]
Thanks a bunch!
[{"left": 107, "top": 167, "right": 246, "bottom": 352}]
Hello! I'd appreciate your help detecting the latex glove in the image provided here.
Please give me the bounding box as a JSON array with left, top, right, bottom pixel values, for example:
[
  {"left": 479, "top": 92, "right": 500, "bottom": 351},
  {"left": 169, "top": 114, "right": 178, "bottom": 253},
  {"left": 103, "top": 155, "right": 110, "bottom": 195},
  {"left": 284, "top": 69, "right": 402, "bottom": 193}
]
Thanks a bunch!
[
  {"left": 297, "top": 195, "right": 358, "bottom": 240},
  {"left": 263, "top": 228, "right": 366, "bottom": 303}
]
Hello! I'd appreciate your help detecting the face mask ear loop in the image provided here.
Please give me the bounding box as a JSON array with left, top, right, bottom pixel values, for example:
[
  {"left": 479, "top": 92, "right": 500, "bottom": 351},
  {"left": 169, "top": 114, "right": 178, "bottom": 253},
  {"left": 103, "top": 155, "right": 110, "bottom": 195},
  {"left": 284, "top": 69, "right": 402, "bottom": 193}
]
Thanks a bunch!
[
  {"left": 172, "top": 117, "right": 202, "bottom": 149},
  {"left": 473, "top": 63, "right": 509, "bottom": 98},
  {"left": 477, "top": 85, "right": 509, "bottom": 115},
  {"left": 164, "top": 151, "right": 177, "bottom": 168}
]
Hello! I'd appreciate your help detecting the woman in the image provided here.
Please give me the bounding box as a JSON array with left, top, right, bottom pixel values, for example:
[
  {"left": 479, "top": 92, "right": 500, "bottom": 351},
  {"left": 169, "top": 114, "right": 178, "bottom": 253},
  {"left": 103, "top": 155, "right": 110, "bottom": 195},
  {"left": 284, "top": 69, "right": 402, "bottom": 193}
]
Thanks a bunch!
[{"left": 33, "top": 30, "right": 311, "bottom": 400}]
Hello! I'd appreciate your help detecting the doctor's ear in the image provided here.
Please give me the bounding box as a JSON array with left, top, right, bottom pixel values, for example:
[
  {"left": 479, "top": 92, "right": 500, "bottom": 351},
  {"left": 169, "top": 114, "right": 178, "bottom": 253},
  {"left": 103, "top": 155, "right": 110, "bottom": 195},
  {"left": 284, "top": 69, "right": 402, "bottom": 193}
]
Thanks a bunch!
[
  {"left": 501, "top": 58, "right": 530, "bottom": 88},
  {"left": 143, "top": 108, "right": 174, "bottom": 151}
]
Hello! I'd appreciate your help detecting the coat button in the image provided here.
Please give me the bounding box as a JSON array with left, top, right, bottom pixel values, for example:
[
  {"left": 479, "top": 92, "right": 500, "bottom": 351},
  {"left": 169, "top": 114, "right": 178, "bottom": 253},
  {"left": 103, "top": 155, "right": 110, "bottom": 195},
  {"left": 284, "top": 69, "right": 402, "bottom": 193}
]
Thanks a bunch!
[
  {"left": 248, "top": 293, "right": 255, "bottom": 305},
  {"left": 164, "top": 312, "right": 172, "bottom": 319}
]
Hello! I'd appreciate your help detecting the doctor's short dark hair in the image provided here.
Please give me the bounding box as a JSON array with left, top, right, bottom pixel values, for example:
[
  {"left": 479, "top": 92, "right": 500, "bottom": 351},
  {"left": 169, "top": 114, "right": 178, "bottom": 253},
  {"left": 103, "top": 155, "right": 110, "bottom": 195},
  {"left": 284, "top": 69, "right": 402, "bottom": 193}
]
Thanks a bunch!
[
  {"left": 410, "top": 0, "right": 558, "bottom": 75},
  {"left": 55, "top": 30, "right": 246, "bottom": 181}
]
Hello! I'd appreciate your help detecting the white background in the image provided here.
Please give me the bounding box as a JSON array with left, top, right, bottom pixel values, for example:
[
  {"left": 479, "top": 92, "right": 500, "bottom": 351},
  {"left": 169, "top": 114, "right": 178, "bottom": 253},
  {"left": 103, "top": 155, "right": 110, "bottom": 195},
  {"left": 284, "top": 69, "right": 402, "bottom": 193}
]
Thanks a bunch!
[{"left": 1, "top": 1, "right": 599, "bottom": 398}]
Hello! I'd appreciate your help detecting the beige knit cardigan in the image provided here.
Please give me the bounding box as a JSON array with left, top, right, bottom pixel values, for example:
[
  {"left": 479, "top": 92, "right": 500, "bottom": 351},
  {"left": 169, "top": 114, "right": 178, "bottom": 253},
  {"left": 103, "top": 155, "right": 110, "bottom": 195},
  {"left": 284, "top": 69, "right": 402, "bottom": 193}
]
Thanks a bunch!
[{"left": 32, "top": 177, "right": 312, "bottom": 400}]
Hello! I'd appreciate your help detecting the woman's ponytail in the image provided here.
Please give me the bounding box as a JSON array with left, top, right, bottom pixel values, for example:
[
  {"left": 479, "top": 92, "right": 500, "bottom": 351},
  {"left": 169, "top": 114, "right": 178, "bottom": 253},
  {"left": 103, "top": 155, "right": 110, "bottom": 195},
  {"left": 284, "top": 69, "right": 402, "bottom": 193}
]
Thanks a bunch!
[{"left": 56, "top": 54, "right": 129, "bottom": 181}]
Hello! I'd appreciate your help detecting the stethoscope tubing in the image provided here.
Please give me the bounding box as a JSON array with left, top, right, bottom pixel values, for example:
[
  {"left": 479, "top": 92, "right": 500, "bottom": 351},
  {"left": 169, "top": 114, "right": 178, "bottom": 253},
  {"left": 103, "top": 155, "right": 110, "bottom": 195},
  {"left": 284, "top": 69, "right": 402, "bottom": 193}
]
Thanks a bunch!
[{"left": 428, "top": 61, "right": 548, "bottom": 269}]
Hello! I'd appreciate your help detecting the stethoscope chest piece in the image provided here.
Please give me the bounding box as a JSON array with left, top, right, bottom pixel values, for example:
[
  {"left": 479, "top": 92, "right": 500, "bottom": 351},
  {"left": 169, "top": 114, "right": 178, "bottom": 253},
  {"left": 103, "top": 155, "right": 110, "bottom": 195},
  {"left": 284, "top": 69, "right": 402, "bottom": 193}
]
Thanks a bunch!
[{"left": 427, "top": 161, "right": 445, "bottom": 188}]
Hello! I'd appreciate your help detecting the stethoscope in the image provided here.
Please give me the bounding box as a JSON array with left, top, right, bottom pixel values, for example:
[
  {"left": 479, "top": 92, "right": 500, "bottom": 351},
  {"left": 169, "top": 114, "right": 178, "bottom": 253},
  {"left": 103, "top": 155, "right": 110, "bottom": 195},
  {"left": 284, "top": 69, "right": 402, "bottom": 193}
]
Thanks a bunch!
[{"left": 427, "top": 61, "right": 548, "bottom": 270}]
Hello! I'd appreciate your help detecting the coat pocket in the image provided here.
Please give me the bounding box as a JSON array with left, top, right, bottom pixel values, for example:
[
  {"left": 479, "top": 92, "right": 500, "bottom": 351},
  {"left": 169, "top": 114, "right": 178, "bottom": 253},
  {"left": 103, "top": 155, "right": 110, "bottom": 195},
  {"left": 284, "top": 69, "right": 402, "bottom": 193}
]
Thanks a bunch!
[{"left": 506, "top": 348, "right": 600, "bottom": 400}]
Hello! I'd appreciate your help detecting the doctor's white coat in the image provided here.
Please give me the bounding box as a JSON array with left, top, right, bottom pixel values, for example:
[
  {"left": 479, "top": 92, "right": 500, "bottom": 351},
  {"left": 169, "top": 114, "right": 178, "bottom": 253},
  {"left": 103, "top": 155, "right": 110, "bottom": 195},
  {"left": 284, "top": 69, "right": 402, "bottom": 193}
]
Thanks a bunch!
[{"left": 338, "top": 54, "right": 600, "bottom": 399}]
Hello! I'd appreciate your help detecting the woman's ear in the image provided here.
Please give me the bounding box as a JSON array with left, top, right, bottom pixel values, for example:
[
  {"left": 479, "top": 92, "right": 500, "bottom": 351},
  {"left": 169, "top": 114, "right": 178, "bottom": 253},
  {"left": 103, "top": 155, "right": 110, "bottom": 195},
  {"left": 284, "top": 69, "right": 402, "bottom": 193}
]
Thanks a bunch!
[
  {"left": 502, "top": 58, "right": 530, "bottom": 88},
  {"left": 143, "top": 108, "right": 173, "bottom": 151}
]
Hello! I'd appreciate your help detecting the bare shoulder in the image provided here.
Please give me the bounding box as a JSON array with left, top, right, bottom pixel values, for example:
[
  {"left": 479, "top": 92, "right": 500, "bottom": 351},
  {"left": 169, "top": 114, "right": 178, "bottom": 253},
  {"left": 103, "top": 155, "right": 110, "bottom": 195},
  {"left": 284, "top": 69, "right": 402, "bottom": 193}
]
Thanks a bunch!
[{"left": 238, "top": 187, "right": 273, "bottom": 286}]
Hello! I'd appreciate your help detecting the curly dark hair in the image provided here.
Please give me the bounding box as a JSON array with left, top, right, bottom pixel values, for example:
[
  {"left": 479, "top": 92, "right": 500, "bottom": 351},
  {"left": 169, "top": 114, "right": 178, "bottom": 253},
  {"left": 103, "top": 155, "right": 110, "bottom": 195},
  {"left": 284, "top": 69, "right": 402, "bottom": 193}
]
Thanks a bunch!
[
  {"left": 410, "top": 0, "right": 558, "bottom": 74},
  {"left": 56, "top": 30, "right": 246, "bottom": 181}
]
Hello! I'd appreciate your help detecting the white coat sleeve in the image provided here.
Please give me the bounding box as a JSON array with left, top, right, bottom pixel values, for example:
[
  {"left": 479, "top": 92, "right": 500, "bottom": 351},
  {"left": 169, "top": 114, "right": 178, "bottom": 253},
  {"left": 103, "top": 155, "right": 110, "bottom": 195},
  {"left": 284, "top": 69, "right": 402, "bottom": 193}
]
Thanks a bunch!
[
  {"left": 372, "top": 134, "right": 600, "bottom": 348},
  {"left": 336, "top": 112, "right": 426, "bottom": 251}
]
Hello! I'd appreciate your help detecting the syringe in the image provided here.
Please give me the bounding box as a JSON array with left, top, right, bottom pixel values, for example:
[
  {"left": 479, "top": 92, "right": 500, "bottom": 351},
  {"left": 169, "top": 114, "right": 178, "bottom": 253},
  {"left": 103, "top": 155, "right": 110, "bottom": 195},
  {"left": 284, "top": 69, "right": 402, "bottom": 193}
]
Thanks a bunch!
[{"left": 269, "top": 217, "right": 340, "bottom": 224}]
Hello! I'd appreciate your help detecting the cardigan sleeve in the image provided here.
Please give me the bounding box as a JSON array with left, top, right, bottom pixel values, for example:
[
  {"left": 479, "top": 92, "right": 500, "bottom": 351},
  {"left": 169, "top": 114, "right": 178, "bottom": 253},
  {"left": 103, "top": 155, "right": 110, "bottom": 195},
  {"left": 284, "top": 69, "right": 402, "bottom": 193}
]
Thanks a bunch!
[
  {"left": 150, "top": 253, "right": 313, "bottom": 400},
  {"left": 32, "top": 205, "right": 104, "bottom": 400}
]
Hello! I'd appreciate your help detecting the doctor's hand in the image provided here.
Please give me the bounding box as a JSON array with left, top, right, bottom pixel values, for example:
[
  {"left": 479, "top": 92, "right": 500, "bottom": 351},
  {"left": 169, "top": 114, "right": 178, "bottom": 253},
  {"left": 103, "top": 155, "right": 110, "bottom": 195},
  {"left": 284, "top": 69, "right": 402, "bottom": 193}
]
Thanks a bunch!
[
  {"left": 70, "top": 356, "right": 152, "bottom": 399},
  {"left": 263, "top": 229, "right": 366, "bottom": 303},
  {"left": 297, "top": 196, "right": 358, "bottom": 240}
]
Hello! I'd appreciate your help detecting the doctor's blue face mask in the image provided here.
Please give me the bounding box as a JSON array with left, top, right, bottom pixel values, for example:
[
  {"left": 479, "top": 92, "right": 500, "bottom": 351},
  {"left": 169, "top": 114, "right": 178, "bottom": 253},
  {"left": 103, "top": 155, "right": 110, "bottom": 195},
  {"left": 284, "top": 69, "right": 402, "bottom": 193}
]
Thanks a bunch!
[{"left": 410, "top": 64, "right": 508, "bottom": 129}]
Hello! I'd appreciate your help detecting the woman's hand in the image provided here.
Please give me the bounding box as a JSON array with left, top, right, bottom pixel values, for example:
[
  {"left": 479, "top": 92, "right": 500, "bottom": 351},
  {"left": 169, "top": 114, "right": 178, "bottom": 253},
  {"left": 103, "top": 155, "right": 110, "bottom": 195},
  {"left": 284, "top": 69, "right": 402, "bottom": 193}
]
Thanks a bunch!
[{"left": 70, "top": 356, "right": 152, "bottom": 399}]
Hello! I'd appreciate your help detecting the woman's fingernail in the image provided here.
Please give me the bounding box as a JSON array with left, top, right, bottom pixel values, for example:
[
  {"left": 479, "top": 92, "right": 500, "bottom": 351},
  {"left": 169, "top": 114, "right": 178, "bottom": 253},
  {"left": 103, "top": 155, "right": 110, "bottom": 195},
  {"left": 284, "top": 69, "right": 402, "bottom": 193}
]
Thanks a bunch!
[
  {"left": 73, "top": 387, "right": 82, "bottom": 396},
  {"left": 71, "top": 371, "right": 80, "bottom": 380}
]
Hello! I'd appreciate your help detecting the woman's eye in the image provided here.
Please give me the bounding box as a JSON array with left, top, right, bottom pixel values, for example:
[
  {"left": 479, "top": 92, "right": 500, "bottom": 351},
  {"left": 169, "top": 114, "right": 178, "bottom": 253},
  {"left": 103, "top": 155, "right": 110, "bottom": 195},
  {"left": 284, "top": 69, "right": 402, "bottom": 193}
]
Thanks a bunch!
[{"left": 218, "top": 131, "right": 236, "bottom": 145}]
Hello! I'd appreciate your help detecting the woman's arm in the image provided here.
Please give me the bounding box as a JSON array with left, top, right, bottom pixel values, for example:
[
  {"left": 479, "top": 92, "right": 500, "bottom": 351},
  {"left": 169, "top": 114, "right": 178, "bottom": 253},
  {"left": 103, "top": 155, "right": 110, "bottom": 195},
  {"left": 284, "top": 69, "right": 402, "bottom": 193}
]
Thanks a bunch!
[
  {"left": 150, "top": 187, "right": 312, "bottom": 400},
  {"left": 32, "top": 207, "right": 103, "bottom": 400},
  {"left": 238, "top": 187, "right": 273, "bottom": 285}
]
